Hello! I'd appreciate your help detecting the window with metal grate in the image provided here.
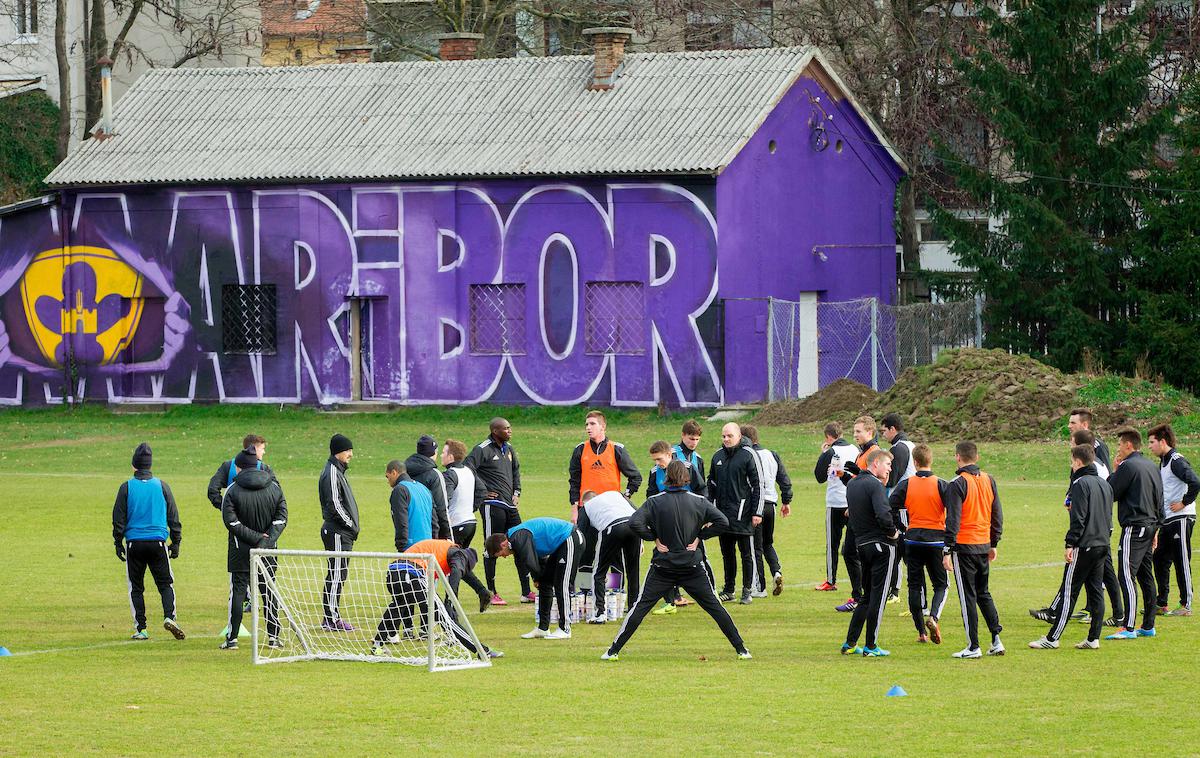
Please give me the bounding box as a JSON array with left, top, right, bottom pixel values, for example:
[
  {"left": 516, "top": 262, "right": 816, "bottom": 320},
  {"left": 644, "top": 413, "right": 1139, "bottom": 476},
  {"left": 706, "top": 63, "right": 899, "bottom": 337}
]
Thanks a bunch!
[
  {"left": 584, "top": 281, "right": 645, "bottom": 356},
  {"left": 469, "top": 283, "right": 526, "bottom": 355},
  {"left": 222, "top": 284, "right": 278, "bottom": 354}
]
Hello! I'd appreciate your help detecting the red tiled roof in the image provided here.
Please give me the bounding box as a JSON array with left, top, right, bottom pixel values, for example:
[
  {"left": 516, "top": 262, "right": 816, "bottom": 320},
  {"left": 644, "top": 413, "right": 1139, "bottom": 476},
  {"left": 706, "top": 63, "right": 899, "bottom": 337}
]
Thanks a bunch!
[{"left": 261, "top": 0, "right": 366, "bottom": 38}]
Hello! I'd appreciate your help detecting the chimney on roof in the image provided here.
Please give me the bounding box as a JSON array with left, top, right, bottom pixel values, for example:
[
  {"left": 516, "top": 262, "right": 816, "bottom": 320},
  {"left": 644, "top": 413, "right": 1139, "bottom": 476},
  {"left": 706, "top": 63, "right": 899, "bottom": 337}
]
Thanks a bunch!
[
  {"left": 336, "top": 45, "right": 375, "bottom": 64},
  {"left": 436, "top": 32, "right": 484, "bottom": 61},
  {"left": 582, "top": 27, "right": 635, "bottom": 90}
]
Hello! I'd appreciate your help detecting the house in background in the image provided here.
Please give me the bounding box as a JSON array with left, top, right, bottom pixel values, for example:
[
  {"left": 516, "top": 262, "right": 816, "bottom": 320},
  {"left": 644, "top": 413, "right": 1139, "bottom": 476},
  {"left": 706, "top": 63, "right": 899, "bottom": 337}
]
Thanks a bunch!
[
  {"left": 261, "top": 0, "right": 368, "bottom": 65},
  {"left": 0, "top": 31, "right": 904, "bottom": 407},
  {"left": 0, "top": 0, "right": 260, "bottom": 147}
]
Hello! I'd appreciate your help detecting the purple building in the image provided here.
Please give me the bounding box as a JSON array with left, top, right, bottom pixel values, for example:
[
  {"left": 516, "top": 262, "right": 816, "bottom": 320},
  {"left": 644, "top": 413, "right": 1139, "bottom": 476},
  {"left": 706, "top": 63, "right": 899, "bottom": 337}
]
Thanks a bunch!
[{"left": 0, "top": 35, "right": 904, "bottom": 407}]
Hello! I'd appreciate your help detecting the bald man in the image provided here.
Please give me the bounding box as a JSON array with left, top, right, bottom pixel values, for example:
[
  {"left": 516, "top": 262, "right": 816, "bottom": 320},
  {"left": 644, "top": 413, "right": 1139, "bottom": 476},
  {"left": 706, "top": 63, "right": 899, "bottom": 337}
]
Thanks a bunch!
[{"left": 708, "top": 422, "right": 763, "bottom": 605}]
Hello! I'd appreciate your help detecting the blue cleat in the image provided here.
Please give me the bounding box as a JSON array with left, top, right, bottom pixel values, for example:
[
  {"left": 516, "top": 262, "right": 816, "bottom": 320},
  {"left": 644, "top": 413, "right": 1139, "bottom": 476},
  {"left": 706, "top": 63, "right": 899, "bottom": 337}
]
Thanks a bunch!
[
  {"left": 1135, "top": 627, "right": 1157, "bottom": 638},
  {"left": 1105, "top": 629, "right": 1138, "bottom": 640},
  {"left": 862, "top": 645, "right": 891, "bottom": 657}
]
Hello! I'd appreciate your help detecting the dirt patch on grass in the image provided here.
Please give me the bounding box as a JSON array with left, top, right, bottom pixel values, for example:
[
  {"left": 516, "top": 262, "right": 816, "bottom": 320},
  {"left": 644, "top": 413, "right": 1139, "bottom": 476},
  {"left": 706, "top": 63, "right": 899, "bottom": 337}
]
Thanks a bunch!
[{"left": 754, "top": 379, "right": 878, "bottom": 426}]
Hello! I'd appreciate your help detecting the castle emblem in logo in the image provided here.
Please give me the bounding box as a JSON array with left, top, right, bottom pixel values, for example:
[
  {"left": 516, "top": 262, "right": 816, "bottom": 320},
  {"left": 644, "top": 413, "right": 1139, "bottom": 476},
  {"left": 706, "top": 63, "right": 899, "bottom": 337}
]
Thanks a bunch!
[{"left": 19, "top": 246, "right": 145, "bottom": 367}]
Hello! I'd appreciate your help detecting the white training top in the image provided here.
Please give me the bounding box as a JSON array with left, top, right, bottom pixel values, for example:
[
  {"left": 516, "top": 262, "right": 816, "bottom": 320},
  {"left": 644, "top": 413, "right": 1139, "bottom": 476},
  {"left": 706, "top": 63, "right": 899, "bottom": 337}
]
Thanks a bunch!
[
  {"left": 582, "top": 490, "right": 635, "bottom": 532},
  {"left": 1161, "top": 450, "right": 1196, "bottom": 518},
  {"left": 825, "top": 442, "right": 859, "bottom": 508},
  {"left": 894, "top": 439, "right": 917, "bottom": 483},
  {"left": 447, "top": 465, "right": 477, "bottom": 528},
  {"left": 756, "top": 448, "right": 779, "bottom": 503}
]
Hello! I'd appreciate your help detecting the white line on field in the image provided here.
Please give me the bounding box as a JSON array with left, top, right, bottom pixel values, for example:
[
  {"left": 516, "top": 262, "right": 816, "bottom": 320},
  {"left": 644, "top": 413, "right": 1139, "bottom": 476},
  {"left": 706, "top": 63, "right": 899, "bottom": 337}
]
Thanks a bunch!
[{"left": 6, "top": 635, "right": 221, "bottom": 657}]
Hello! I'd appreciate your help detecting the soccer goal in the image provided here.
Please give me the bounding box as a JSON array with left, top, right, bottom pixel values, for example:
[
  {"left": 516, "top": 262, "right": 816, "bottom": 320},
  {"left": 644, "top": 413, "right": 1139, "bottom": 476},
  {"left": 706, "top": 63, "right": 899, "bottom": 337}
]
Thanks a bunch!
[{"left": 249, "top": 548, "right": 491, "bottom": 671}]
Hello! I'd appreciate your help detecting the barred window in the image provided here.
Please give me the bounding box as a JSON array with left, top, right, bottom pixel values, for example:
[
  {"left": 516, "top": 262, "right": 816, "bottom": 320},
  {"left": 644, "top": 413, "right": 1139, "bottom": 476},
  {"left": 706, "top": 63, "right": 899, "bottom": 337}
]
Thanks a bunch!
[
  {"left": 584, "top": 281, "right": 645, "bottom": 355},
  {"left": 469, "top": 283, "right": 526, "bottom": 355},
  {"left": 222, "top": 284, "right": 277, "bottom": 354}
]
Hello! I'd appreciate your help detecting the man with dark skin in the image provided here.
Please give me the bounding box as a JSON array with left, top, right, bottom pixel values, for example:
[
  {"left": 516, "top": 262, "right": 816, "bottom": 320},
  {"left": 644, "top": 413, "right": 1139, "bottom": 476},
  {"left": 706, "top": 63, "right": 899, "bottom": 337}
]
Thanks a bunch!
[{"left": 465, "top": 417, "right": 531, "bottom": 605}]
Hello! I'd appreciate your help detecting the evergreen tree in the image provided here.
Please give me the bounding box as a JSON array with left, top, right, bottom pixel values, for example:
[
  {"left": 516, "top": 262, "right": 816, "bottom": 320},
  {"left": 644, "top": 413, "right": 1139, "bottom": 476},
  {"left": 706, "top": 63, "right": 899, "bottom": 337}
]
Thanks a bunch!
[
  {"left": 1124, "top": 75, "right": 1200, "bottom": 390},
  {"left": 934, "top": 1, "right": 1168, "bottom": 371}
]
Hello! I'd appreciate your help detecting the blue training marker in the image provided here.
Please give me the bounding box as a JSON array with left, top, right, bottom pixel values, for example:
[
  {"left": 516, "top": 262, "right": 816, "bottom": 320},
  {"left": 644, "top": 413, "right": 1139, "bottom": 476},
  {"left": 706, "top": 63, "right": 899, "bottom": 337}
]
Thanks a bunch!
[
  {"left": 886, "top": 685, "right": 907, "bottom": 698},
  {"left": 0, "top": 647, "right": 12, "bottom": 656}
]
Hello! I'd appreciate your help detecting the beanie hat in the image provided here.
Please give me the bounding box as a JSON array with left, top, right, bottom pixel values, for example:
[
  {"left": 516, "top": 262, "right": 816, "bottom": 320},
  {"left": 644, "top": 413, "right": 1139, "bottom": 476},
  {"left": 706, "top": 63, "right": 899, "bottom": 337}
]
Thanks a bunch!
[
  {"left": 234, "top": 447, "right": 258, "bottom": 470},
  {"left": 330, "top": 433, "right": 353, "bottom": 456},
  {"left": 417, "top": 435, "right": 437, "bottom": 457},
  {"left": 132, "top": 442, "right": 152, "bottom": 470}
]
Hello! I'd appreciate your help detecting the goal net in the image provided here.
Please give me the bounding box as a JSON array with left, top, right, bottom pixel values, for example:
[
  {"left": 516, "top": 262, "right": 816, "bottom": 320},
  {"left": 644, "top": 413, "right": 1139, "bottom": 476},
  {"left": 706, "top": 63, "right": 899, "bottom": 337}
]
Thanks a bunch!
[{"left": 249, "top": 548, "right": 491, "bottom": 671}]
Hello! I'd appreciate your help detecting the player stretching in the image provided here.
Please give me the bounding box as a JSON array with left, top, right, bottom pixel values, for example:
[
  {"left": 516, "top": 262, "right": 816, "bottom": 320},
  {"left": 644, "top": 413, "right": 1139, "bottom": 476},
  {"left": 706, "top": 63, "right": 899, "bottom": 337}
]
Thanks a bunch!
[
  {"left": 603, "top": 460, "right": 751, "bottom": 661},
  {"left": 485, "top": 517, "right": 583, "bottom": 639}
]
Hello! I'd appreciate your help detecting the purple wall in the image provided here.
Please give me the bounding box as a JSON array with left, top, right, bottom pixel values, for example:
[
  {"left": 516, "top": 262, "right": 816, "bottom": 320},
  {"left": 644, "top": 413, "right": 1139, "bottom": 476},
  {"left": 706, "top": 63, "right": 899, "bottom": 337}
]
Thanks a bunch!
[
  {"left": 0, "top": 75, "right": 900, "bottom": 407},
  {"left": 717, "top": 74, "right": 902, "bottom": 401}
]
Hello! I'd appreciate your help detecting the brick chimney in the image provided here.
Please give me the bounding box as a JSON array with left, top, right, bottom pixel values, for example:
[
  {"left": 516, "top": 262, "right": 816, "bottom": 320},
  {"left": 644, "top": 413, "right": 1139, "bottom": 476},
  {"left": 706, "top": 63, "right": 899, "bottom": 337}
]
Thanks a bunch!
[
  {"left": 582, "top": 27, "right": 635, "bottom": 90},
  {"left": 336, "top": 45, "right": 375, "bottom": 64},
  {"left": 436, "top": 32, "right": 484, "bottom": 61}
]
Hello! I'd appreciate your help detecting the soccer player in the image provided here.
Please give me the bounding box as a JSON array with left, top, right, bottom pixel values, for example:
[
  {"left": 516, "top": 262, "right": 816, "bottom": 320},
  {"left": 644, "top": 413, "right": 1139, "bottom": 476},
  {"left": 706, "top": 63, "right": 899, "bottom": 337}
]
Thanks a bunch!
[
  {"left": 1068, "top": 408, "right": 1112, "bottom": 469},
  {"left": 1148, "top": 424, "right": 1196, "bottom": 617},
  {"left": 1105, "top": 427, "right": 1164, "bottom": 640},
  {"left": 443, "top": 439, "right": 485, "bottom": 549},
  {"left": 888, "top": 443, "right": 949, "bottom": 644},
  {"left": 577, "top": 490, "right": 639, "bottom": 623},
  {"left": 880, "top": 413, "right": 915, "bottom": 602},
  {"left": 841, "top": 449, "right": 898, "bottom": 657},
  {"left": 404, "top": 435, "right": 450, "bottom": 540},
  {"left": 466, "top": 417, "right": 531, "bottom": 606},
  {"left": 603, "top": 460, "right": 751, "bottom": 661},
  {"left": 832, "top": 416, "right": 881, "bottom": 613},
  {"left": 813, "top": 422, "right": 858, "bottom": 593},
  {"left": 219, "top": 447, "right": 288, "bottom": 651},
  {"left": 709, "top": 422, "right": 763, "bottom": 605},
  {"left": 568, "top": 410, "right": 643, "bottom": 520},
  {"left": 112, "top": 442, "right": 184, "bottom": 641},
  {"left": 741, "top": 425, "right": 792, "bottom": 597},
  {"left": 319, "top": 433, "right": 359, "bottom": 631},
  {"left": 648, "top": 439, "right": 708, "bottom": 613},
  {"left": 207, "top": 433, "right": 273, "bottom": 510},
  {"left": 386, "top": 460, "right": 434, "bottom": 549},
  {"left": 485, "top": 517, "right": 583, "bottom": 639},
  {"left": 1030, "top": 428, "right": 1123, "bottom": 626},
  {"left": 943, "top": 440, "right": 1005, "bottom": 659},
  {"left": 1028, "top": 444, "right": 1112, "bottom": 650},
  {"left": 371, "top": 538, "right": 500, "bottom": 659}
]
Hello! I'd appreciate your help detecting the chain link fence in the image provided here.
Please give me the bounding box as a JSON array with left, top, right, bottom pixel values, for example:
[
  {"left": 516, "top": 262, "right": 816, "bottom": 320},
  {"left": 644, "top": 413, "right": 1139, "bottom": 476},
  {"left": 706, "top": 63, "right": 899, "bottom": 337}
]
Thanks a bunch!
[{"left": 765, "top": 296, "right": 983, "bottom": 400}]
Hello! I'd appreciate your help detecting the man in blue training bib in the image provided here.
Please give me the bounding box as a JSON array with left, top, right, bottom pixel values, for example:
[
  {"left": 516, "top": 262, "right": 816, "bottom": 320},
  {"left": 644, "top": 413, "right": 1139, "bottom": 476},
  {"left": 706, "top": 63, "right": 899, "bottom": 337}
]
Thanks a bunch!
[{"left": 112, "top": 442, "right": 185, "bottom": 641}]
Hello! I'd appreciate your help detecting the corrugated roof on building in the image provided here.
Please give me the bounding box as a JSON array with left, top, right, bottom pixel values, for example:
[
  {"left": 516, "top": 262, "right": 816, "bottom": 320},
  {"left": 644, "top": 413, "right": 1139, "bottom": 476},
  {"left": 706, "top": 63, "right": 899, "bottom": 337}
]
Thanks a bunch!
[{"left": 46, "top": 46, "right": 904, "bottom": 186}]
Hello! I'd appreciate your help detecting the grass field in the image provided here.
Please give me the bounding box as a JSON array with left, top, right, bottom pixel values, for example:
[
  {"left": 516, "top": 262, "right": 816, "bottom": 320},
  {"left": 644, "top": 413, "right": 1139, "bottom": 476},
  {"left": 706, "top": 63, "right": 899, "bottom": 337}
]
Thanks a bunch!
[{"left": 0, "top": 405, "right": 1195, "bottom": 756}]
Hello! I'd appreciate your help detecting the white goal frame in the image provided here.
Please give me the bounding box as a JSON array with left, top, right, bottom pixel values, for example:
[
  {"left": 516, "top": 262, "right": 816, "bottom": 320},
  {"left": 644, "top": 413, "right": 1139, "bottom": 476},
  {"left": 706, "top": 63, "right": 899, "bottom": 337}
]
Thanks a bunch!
[{"left": 250, "top": 548, "right": 491, "bottom": 672}]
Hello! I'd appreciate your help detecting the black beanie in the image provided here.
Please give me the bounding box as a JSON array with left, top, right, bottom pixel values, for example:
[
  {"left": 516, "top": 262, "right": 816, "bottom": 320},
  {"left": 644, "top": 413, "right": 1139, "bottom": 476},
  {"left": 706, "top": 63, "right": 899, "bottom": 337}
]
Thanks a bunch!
[
  {"left": 417, "top": 435, "right": 437, "bottom": 457},
  {"left": 234, "top": 447, "right": 258, "bottom": 470},
  {"left": 132, "top": 442, "right": 152, "bottom": 470},
  {"left": 330, "top": 433, "right": 353, "bottom": 456}
]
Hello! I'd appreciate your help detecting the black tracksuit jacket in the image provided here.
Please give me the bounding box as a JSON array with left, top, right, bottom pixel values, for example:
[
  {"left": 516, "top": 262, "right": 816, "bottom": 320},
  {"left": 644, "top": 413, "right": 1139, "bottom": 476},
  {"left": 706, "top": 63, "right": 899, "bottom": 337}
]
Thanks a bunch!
[
  {"left": 465, "top": 438, "right": 521, "bottom": 505},
  {"left": 630, "top": 488, "right": 729, "bottom": 570},
  {"left": 846, "top": 474, "right": 895, "bottom": 547},
  {"left": 707, "top": 439, "right": 762, "bottom": 536},
  {"left": 112, "top": 470, "right": 182, "bottom": 548},
  {"left": 318, "top": 456, "right": 359, "bottom": 539},
  {"left": 1065, "top": 464, "right": 1113, "bottom": 549},
  {"left": 1107, "top": 451, "right": 1162, "bottom": 528},
  {"left": 221, "top": 468, "right": 288, "bottom": 572}
]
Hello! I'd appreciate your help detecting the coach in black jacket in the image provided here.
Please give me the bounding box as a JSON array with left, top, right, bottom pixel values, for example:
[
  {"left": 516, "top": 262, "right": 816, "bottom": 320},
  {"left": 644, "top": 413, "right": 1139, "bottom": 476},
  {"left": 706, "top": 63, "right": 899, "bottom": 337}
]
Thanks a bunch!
[
  {"left": 1032, "top": 445, "right": 1113, "bottom": 649},
  {"left": 603, "top": 460, "right": 750, "bottom": 660},
  {"left": 1106, "top": 428, "right": 1164, "bottom": 636},
  {"left": 405, "top": 436, "right": 451, "bottom": 540},
  {"left": 708, "top": 423, "right": 762, "bottom": 604},
  {"left": 220, "top": 448, "right": 288, "bottom": 650}
]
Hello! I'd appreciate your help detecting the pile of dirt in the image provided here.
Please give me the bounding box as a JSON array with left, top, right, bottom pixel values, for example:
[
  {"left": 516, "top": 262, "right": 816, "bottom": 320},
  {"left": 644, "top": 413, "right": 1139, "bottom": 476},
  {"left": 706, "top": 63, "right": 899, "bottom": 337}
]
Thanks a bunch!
[
  {"left": 754, "top": 379, "right": 878, "bottom": 426},
  {"left": 869, "top": 348, "right": 1078, "bottom": 441}
]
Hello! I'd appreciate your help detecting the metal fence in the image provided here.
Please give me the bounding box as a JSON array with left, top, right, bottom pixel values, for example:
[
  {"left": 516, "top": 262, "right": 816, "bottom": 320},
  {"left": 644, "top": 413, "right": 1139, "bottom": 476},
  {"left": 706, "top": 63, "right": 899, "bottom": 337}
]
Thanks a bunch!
[{"left": 765, "top": 296, "right": 983, "bottom": 401}]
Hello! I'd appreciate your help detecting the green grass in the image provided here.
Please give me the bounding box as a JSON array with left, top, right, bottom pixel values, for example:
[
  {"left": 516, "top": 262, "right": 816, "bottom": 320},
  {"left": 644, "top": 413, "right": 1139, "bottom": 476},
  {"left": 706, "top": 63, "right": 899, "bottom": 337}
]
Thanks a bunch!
[{"left": 0, "top": 406, "right": 1196, "bottom": 755}]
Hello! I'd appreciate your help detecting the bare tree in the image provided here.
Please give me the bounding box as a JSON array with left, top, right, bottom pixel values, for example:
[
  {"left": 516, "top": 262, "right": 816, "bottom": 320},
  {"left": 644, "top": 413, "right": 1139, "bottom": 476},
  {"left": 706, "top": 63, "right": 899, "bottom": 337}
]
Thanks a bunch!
[{"left": 53, "top": 0, "right": 67, "bottom": 159}]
